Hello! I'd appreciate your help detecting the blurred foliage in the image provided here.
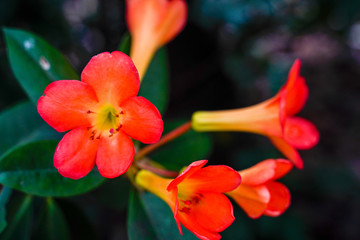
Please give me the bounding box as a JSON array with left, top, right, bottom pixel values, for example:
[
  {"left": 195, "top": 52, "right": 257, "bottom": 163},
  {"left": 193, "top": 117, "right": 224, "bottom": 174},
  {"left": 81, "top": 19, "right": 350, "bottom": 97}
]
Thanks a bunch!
[{"left": 0, "top": 0, "right": 359, "bottom": 239}]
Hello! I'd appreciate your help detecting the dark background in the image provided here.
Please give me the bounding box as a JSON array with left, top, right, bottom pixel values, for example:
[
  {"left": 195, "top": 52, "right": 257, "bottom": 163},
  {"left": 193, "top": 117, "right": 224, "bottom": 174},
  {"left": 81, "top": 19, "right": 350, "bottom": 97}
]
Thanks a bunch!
[{"left": 1, "top": 0, "right": 360, "bottom": 239}]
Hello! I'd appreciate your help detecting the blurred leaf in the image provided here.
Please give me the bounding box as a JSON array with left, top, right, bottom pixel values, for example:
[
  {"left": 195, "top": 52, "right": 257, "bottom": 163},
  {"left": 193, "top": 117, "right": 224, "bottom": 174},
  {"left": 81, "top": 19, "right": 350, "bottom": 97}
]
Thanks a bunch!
[
  {"left": 0, "top": 141, "right": 105, "bottom": 197},
  {"left": 127, "top": 189, "right": 157, "bottom": 240},
  {"left": 0, "top": 101, "right": 60, "bottom": 158},
  {"left": 33, "top": 198, "right": 70, "bottom": 240},
  {"left": 138, "top": 48, "right": 169, "bottom": 114},
  {"left": 131, "top": 190, "right": 198, "bottom": 240},
  {"left": 118, "top": 33, "right": 169, "bottom": 114},
  {"left": 3, "top": 28, "right": 79, "bottom": 103},
  {"left": 150, "top": 120, "right": 212, "bottom": 171},
  {"left": 0, "top": 187, "right": 12, "bottom": 233},
  {"left": 0, "top": 194, "right": 33, "bottom": 240}
]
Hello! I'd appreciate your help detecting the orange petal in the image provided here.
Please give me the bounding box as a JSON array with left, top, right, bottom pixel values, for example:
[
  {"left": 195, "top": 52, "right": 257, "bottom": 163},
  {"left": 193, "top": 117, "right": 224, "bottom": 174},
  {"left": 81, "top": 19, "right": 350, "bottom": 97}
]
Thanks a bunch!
[
  {"left": 281, "top": 60, "right": 309, "bottom": 116},
  {"left": 54, "top": 127, "right": 99, "bottom": 179},
  {"left": 121, "top": 96, "right": 163, "bottom": 144},
  {"left": 227, "top": 185, "right": 270, "bottom": 219},
  {"left": 167, "top": 160, "right": 207, "bottom": 191},
  {"left": 127, "top": 0, "right": 187, "bottom": 78},
  {"left": 178, "top": 193, "right": 232, "bottom": 239},
  {"left": 272, "top": 159, "right": 293, "bottom": 180},
  {"left": 284, "top": 117, "right": 320, "bottom": 150},
  {"left": 269, "top": 135, "right": 304, "bottom": 169},
  {"left": 37, "top": 80, "right": 98, "bottom": 132},
  {"left": 96, "top": 131, "right": 135, "bottom": 178},
  {"left": 183, "top": 165, "right": 241, "bottom": 193},
  {"left": 264, "top": 182, "right": 291, "bottom": 217},
  {"left": 81, "top": 51, "right": 140, "bottom": 105},
  {"left": 239, "top": 159, "right": 277, "bottom": 186}
]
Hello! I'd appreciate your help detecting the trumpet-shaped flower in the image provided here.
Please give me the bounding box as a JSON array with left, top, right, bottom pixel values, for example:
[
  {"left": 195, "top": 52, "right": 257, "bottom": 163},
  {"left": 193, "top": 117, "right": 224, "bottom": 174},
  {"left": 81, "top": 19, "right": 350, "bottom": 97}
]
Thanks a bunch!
[
  {"left": 226, "top": 159, "right": 292, "bottom": 219},
  {"left": 126, "top": 0, "right": 187, "bottom": 79},
  {"left": 135, "top": 160, "right": 241, "bottom": 240},
  {"left": 192, "top": 60, "right": 319, "bottom": 168},
  {"left": 37, "top": 51, "right": 163, "bottom": 179}
]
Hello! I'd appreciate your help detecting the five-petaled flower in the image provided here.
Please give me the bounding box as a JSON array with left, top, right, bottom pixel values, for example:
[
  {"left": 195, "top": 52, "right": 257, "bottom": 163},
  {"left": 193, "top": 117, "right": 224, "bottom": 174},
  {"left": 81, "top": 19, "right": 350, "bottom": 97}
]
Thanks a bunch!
[
  {"left": 192, "top": 60, "right": 320, "bottom": 169},
  {"left": 37, "top": 51, "right": 163, "bottom": 179},
  {"left": 135, "top": 160, "right": 241, "bottom": 240},
  {"left": 126, "top": 0, "right": 187, "bottom": 79},
  {"left": 226, "top": 159, "right": 292, "bottom": 219}
]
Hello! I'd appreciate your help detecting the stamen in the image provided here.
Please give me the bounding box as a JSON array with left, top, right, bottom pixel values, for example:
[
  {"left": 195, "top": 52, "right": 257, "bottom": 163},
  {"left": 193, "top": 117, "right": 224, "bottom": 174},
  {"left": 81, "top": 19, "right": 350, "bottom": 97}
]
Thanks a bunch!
[
  {"left": 87, "top": 110, "right": 94, "bottom": 114},
  {"left": 183, "top": 200, "right": 192, "bottom": 205},
  {"left": 120, "top": 111, "right": 124, "bottom": 114},
  {"left": 179, "top": 207, "right": 191, "bottom": 214}
]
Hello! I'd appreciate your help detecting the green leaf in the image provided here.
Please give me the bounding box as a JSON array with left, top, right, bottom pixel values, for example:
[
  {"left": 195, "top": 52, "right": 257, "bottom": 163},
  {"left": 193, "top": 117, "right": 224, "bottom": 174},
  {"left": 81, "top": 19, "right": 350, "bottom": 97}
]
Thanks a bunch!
[
  {"left": 140, "top": 191, "right": 198, "bottom": 240},
  {"left": 0, "top": 101, "right": 61, "bottom": 158},
  {"left": 138, "top": 48, "right": 169, "bottom": 114},
  {"left": 118, "top": 33, "right": 169, "bottom": 114},
  {"left": 3, "top": 28, "right": 79, "bottom": 103},
  {"left": 0, "top": 141, "right": 105, "bottom": 197},
  {"left": 127, "top": 189, "right": 157, "bottom": 240},
  {"left": 0, "top": 187, "right": 12, "bottom": 233},
  {"left": 128, "top": 190, "right": 198, "bottom": 240},
  {"left": 0, "top": 194, "right": 33, "bottom": 240},
  {"left": 33, "top": 198, "right": 70, "bottom": 240},
  {"left": 150, "top": 120, "right": 212, "bottom": 171}
]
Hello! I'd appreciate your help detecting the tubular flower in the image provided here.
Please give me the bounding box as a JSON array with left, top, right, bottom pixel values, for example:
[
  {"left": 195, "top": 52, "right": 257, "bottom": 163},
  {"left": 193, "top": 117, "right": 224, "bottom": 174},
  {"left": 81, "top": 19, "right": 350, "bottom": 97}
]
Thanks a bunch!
[
  {"left": 135, "top": 160, "right": 241, "bottom": 240},
  {"left": 126, "top": 0, "right": 187, "bottom": 79},
  {"left": 37, "top": 51, "right": 163, "bottom": 179},
  {"left": 192, "top": 60, "right": 319, "bottom": 169},
  {"left": 226, "top": 159, "right": 292, "bottom": 219}
]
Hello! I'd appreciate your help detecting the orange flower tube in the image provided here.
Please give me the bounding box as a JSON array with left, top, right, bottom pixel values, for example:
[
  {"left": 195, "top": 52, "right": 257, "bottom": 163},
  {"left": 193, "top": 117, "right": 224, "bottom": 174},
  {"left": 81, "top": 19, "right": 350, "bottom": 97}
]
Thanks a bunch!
[
  {"left": 226, "top": 159, "right": 292, "bottom": 219},
  {"left": 135, "top": 160, "right": 241, "bottom": 240},
  {"left": 126, "top": 0, "right": 187, "bottom": 79},
  {"left": 192, "top": 60, "right": 320, "bottom": 169},
  {"left": 37, "top": 51, "right": 163, "bottom": 179}
]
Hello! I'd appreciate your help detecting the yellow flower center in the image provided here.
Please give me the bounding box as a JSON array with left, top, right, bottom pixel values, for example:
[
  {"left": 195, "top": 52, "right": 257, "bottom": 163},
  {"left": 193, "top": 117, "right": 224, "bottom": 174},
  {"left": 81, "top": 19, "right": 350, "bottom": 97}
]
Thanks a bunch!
[
  {"left": 96, "top": 104, "right": 121, "bottom": 131},
  {"left": 87, "top": 104, "right": 124, "bottom": 139}
]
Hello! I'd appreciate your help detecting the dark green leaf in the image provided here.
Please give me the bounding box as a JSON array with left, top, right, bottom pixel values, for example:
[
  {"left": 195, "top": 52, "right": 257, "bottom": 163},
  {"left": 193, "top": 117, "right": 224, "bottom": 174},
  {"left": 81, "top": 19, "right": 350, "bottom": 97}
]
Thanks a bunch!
[
  {"left": 127, "top": 189, "right": 157, "bottom": 240},
  {"left": 3, "top": 28, "right": 79, "bottom": 103},
  {"left": 0, "top": 194, "right": 33, "bottom": 240},
  {"left": 0, "top": 101, "right": 61, "bottom": 158},
  {"left": 150, "top": 120, "right": 212, "bottom": 171},
  {"left": 140, "top": 191, "right": 198, "bottom": 240},
  {"left": 118, "top": 32, "right": 169, "bottom": 114},
  {"left": 33, "top": 198, "right": 70, "bottom": 240},
  {"left": 0, "top": 141, "right": 105, "bottom": 197},
  {"left": 0, "top": 187, "right": 12, "bottom": 233},
  {"left": 138, "top": 48, "right": 169, "bottom": 114}
]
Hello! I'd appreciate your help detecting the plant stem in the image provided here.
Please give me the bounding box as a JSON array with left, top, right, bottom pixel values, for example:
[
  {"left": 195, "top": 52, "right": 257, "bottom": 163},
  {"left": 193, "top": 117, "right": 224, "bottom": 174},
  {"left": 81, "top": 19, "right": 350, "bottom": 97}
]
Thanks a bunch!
[{"left": 135, "top": 121, "right": 192, "bottom": 160}]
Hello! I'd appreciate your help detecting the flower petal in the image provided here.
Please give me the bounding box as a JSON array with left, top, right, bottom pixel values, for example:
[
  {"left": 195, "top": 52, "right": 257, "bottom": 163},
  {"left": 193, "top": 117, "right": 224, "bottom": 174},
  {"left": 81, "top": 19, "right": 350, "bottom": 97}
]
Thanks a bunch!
[
  {"left": 183, "top": 165, "right": 241, "bottom": 193},
  {"left": 178, "top": 193, "right": 232, "bottom": 239},
  {"left": 264, "top": 182, "right": 291, "bottom": 217},
  {"left": 226, "top": 185, "right": 270, "bottom": 219},
  {"left": 269, "top": 135, "right": 304, "bottom": 169},
  {"left": 284, "top": 117, "right": 320, "bottom": 150},
  {"left": 54, "top": 127, "right": 99, "bottom": 179},
  {"left": 96, "top": 131, "right": 135, "bottom": 178},
  {"left": 37, "top": 80, "right": 98, "bottom": 132},
  {"left": 121, "top": 96, "right": 163, "bottom": 144},
  {"left": 167, "top": 160, "right": 208, "bottom": 191},
  {"left": 81, "top": 51, "right": 140, "bottom": 105},
  {"left": 273, "top": 159, "right": 293, "bottom": 180},
  {"left": 239, "top": 159, "right": 277, "bottom": 186}
]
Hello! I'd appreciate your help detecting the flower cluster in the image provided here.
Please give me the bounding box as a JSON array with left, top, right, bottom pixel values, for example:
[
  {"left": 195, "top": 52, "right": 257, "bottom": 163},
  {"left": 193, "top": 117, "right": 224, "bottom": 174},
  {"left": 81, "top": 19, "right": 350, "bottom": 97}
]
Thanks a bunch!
[{"left": 35, "top": 0, "right": 319, "bottom": 239}]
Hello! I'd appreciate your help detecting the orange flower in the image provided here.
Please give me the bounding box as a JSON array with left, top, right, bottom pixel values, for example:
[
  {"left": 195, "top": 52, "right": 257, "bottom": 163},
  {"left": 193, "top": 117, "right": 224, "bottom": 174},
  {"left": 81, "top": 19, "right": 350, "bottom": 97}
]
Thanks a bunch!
[
  {"left": 226, "top": 159, "right": 292, "bottom": 219},
  {"left": 192, "top": 60, "right": 319, "bottom": 168},
  {"left": 126, "top": 0, "right": 187, "bottom": 79},
  {"left": 135, "top": 160, "right": 241, "bottom": 240},
  {"left": 37, "top": 51, "right": 163, "bottom": 179}
]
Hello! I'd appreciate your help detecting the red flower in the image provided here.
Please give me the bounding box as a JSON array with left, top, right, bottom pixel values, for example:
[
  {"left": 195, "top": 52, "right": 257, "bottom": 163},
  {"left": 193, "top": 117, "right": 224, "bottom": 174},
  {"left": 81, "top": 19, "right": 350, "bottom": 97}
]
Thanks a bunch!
[
  {"left": 226, "top": 159, "right": 292, "bottom": 218},
  {"left": 135, "top": 160, "right": 241, "bottom": 240},
  {"left": 192, "top": 60, "right": 320, "bottom": 168},
  {"left": 126, "top": 0, "right": 187, "bottom": 79},
  {"left": 37, "top": 51, "right": 163, "bottom": 179}
]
